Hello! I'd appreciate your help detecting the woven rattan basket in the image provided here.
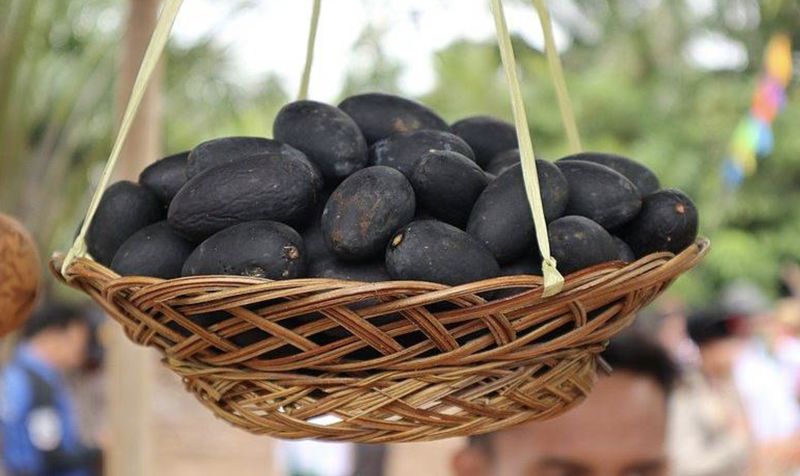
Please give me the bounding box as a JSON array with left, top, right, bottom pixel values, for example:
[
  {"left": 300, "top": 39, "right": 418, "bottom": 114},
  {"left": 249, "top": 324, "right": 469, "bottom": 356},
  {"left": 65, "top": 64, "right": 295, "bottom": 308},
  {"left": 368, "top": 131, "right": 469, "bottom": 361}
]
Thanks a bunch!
[
  {"left": 53, "top": 0, "right": 709, "bottom": 442},
  {"left": 50, "top": 239, "right": 707, "bottom": 441}
]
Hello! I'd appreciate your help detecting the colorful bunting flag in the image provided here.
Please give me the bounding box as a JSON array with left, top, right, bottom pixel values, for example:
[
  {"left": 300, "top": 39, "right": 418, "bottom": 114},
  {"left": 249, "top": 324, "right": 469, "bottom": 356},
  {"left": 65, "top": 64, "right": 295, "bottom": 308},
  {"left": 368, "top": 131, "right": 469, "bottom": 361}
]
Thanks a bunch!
[{"left": 724, "top": 33, "right": 793, "bottom": 187}]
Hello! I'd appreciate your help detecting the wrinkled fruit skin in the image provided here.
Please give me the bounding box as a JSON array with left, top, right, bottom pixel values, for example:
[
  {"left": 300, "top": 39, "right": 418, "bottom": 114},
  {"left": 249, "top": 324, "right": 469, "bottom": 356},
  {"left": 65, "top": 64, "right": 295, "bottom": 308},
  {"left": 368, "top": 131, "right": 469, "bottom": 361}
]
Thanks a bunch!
[
  {"left": 556, "top": 160, "right": 642, "bottom": 229},
  {"left": 548, "top": 216, "right": 618, "bottom": 275},
  {"left": 273, "top": 100, "right": 368, "bottom": 182},
  {"left": 182, "top": 220, "right": 306, "bottom": 279},
  {"left": 139, "top": 151, "right": 189, "bottom": 206},
  {"left": 617, "top": 189, "right": 698, "bottom": 257},
  {"left": 0, "top": 213, "right": 40, "bottom": 337},
  {"left": 338, "top": 93, "right": 449, "bottom": 144},
  {"left": 467, "top": 162, "right": 568, "bottom": 264},
  {"left": 409, "top": 150, "right": 488, "bottom": 228},
  {"left": 111, "top": 221, "right": 195, "bottom": 279},
  {"left": 559, "top": 152, "right": 660, "bottom": 196},
  {"left": 322, "top": 166, "right": 416, "bottom": 261},
  {"left": 370, "top": 129, "right": 475, "bottom": 177},
  {"left": 168, "top": 153, "right": 318, "bottom": 241},
  {"left": 451, "top": 115, "right": 518, "bottom": 167},
  {"left": 86, "top": 181, "right": 163, "bottom": 266},
  {"left": 386, "top": 220, "right": 499, "bottom": 286}
]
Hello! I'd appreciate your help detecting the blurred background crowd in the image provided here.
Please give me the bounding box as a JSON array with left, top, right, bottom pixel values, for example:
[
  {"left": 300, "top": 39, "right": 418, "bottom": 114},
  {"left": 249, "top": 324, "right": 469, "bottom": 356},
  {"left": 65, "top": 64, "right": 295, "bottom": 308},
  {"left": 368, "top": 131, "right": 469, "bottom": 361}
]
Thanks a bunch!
[{"left": 1, "top": 0, "right": 800, "bottom": 474}]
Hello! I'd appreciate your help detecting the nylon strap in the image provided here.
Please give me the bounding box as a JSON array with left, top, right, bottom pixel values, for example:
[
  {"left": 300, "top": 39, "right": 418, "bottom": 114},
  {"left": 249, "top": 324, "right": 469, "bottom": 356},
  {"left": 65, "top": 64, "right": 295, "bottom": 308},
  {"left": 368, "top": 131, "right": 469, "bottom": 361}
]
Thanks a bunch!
[
  {"left": 297, "top": 0, "right": 322, "bottom": 100},
  {"left": 532, "top": 0, "right": 582, "bottom": 154},
  {"left": 490, "top": 0, "right": 564, "bottom": 296},
  {"left": 62, "top": 0, "right": 184, "bottom": 275}
]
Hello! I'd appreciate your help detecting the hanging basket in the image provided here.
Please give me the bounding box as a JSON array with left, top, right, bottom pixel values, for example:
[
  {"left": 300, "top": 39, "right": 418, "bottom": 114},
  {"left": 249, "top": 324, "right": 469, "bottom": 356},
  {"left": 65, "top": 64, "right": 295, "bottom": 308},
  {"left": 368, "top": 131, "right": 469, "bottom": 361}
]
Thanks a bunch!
[
  {"left": 50, "top": 239, "right": 706, "bottom": 441},
  {"left": 52, "top": 0, "right": 709, "bottom": 442}
]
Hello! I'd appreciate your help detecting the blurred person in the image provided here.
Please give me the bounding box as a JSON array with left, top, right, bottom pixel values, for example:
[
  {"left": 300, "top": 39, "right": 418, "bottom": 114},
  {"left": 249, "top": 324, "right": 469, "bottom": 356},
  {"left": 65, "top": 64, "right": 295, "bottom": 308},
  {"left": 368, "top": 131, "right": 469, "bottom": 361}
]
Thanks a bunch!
[
  {"left": 451, "top": 334, "right": 678, "bottom": 476},
  {"left": 721, "top": 281, "right": 800, "bottom": 443},
  {"left": 0, "top": 302, "right": 102, "bottom": 476},
  {"left": 670, "top": 308, "right": 753, "bottom": 475}
]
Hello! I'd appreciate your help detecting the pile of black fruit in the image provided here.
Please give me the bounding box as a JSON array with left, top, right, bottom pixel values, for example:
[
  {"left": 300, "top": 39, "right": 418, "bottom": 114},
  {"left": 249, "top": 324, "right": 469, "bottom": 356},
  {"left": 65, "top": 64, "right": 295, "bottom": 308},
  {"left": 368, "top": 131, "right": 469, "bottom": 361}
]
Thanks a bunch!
[{"left": 88, "top": 92, "right": 699, "bottom": 287}]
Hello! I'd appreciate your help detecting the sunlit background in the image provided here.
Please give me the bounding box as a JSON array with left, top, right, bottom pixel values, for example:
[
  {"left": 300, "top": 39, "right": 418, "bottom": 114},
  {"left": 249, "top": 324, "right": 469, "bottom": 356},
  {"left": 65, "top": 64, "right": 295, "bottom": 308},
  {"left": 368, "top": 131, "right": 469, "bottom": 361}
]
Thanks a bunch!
[{"left": 1, "top": 0, "right": 799, "bottom": 474}]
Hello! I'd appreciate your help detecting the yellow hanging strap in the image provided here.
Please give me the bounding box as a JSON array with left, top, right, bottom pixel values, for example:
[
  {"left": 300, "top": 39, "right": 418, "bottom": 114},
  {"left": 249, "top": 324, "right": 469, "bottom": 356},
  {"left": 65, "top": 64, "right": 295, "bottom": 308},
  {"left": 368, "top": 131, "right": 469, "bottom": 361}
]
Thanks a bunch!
[
  {"left": 490, "top": 0, "right": 564, "bottom": 297},
  {"left": 297, "top": 0, "right": 322, "bottom": 100},
  {"left": 61, "top": 0, "right": 184, "bottom": 276},
  {"left": 531, "top": 0, "right": 582, "bottom": 154}
]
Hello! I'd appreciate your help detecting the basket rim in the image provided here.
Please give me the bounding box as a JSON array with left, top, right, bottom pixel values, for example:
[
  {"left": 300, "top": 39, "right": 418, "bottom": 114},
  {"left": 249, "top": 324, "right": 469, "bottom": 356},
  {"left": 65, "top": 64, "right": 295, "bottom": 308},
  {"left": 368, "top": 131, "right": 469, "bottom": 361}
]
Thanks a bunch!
[{"left": 50, "top": 237, "right": 710, "bottom": 291}]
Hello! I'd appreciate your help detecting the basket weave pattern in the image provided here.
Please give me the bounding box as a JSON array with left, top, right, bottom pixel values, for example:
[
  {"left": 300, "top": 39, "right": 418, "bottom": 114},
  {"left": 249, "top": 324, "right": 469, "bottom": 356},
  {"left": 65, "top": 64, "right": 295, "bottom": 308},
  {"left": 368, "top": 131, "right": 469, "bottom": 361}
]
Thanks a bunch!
[{"left": 51, "top": 238, "right": 708, "bottom": 442}]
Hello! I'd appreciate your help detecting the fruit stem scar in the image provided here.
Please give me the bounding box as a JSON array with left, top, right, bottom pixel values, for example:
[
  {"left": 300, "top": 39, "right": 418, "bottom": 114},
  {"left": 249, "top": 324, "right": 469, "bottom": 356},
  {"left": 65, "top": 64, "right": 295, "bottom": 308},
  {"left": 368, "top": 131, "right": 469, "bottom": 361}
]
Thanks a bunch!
[{"left": 676, "top": 204, "right": 685, "bottom": 214}]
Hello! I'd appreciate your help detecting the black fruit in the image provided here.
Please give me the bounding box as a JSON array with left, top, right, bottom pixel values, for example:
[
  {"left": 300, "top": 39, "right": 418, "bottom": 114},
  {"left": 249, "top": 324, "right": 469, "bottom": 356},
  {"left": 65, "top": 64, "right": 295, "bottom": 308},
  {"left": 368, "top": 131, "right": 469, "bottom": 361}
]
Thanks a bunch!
[
  {"left": 616, "top": 189, "right": 698, "bottom": 257},
  {"left": 451, "top": 115, "right": 518, "bottom": 167},
  {"left": 273, "top": 100, "right": 368, "bottom": 181},
  {"left": 86, "top": 181, "right": 163, "bottom": 266},
  {"left": 485, "top": 149, "right": 520, "bottom": 177},
  {"left": 409, "top": 150, "right": 488, "bottom": 228},
  {"left": 322, "top": 166, "right": 415, "bottom": 261},
  {"left": 386, "top": 220, "right": 499, "bottom": 286},
  {"left": 558, "top": 152, "right": 660, "bottom": 196},
  {"left": 467, "top": 162, "right": 568, "bottom": 263},
  {"left": 168, "top": 153, "right": 318, "bottom": 241},
  {"left": 139, "top": 151, "right": 189, "bottom": 206},
  {"left": 309, "top": 258, "right": 389, "bottom": 282},
  {"left": 370, "top": 129, "right": 475, "bottom": 177},
  {"left": 548, "top": 216, "right": 618, "bottom": 275},
  {"left": 495, "top": 256, "right": 542, "bottom": 299},
  {"left": 556, "top": 160, "right": 642, "bottom": 229},
  {"left": 182, "top": 221, "right": 306, "bottom": 279},
  {"left": 188, "top": 136, "right": 302, "bottom": 173},
  {"left": 612, "top": 236, "right": 636, "bottom": 263},
  {"left": 110, "top": 221, "right": 194, "bottom": 279},
  {"left": 301, "top": 192, "right": 330, "bottom": 263},
  {"left": 499, "top": 257, "right": 542, "bottom": 276},
  {"left": 338, "top": 93, "right": 449, "bottom": 144}
]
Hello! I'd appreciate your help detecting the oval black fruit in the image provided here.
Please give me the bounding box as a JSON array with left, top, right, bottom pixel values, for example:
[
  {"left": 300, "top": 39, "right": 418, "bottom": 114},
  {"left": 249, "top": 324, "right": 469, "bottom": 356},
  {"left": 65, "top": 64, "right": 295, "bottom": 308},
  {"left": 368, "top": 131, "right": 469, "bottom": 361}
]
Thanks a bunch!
[
  {"left": 451, "top": 115, "right": 518, "bottom": 167},
  {"left": 187, "top": 136, "right": 304, "bottom": 175},
  {"left": 485, "top": 149, "right": 520, "bottom": 177},
  {"left": 409, "top": 150, "right": 488, "bottom": 228},
  {"left": 110, "top": 221, "right": 194, "bottom": 279},
  {"left": 86, "top": 181, "right": 163, "bottom": 266},
  {"left": 467, "top": 162, "right": 568, "bottom": 264},
  {"left": 322, "top": 166, "right": 415, "bottom": 261},
  {"left": 182, "top": 221, "right": 306, "bottom": 279},
  {"left": 496, "top": 255, "right": 542, "bottom": 299},
  {"left": 370, "top": 129, "right": 475, "bottom": 176},
  {"left": 499, "top": 257, "right": 542, "bottom": 276},
  {"left": 612, "top": 236, "right": 636, "bottom": 263},
  {"left": 338, "top": 93, "right": 449, "bottom": 144},
  {"left": 558, "top": 152, "right": 660, "bottom": 196},
  {"left": 273, "top": 100, "right": 368, "bottom": 181},
  {"left": 616, "top": 189, "right": 698, "bottom": 257},
  {"left": 301, "top": 192, "right": 331, "bottom": 263},
  {"left": 168, "top": 153, "right": 318, "bottom": 241},
  {"left": 309, "top": 258, "right": 389, "bottom": 282},
  {"left": 548, "top": 216, "right": 618, "bottom": 275},
  {"left": 139, "top": 151, "right": 189, "bottom": 206},
  {"left": 556, "top": 160, "right": 642, "bottom": 229},
  {"left": 386, "top": 220, "right": 499, "bottom": 286}
]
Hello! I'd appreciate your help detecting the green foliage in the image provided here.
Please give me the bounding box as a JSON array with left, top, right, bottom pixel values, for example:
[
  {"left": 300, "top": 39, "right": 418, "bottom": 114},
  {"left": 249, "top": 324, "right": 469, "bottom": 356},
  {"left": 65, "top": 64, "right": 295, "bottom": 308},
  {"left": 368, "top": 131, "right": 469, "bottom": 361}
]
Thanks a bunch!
[{"left": 2, "top": 0, "right": 799, "bottom": 303}]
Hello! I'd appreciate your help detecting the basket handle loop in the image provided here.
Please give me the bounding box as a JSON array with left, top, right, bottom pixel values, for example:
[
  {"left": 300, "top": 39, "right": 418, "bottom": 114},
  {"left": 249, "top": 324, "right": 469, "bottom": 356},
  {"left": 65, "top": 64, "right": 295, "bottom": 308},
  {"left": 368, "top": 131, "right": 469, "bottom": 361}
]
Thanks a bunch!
[
  {"left": 531, "top": 0, "right": 582, "bottom": 154},
  {"left": 297, "top": 0, "right": 322, "bottom": 100},
  {"left": 61, "top": 0, "right": 184, "bottom": 275},
  {"left": 490, "top": 0, "right": 564, "bottom": 296}
]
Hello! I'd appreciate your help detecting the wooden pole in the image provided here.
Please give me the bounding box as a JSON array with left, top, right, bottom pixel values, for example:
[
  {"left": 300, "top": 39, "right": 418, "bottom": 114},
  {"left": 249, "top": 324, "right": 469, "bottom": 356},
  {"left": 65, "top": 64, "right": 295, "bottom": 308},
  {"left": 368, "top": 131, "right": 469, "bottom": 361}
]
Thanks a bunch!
[{"left": 107, "top": 0, "right": 162, "bottom": 475}]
